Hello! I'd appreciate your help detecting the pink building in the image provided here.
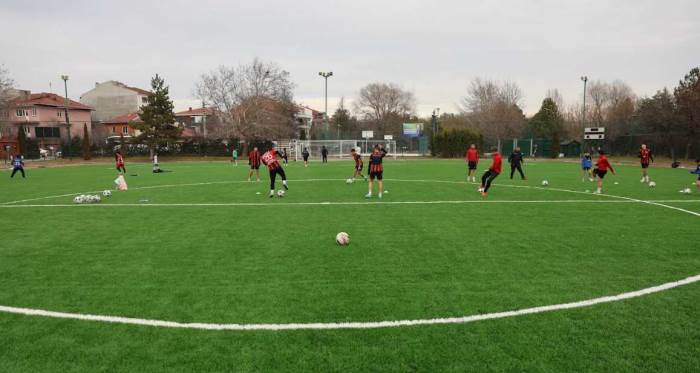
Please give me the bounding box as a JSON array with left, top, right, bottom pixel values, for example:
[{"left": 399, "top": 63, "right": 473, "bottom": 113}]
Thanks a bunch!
[{"left": 0, "top": 91, "right": 93, "bottom": 158}]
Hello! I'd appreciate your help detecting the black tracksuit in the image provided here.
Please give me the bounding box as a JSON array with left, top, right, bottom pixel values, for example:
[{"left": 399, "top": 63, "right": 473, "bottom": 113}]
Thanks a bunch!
[{"left": 509, "top": 151, "right": 525, "bottom": 179}]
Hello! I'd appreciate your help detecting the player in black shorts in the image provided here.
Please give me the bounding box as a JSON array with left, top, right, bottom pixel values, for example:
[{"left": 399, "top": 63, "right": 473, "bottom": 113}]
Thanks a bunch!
[
  {"left": 302, "top": 147, "right": 310, "bottom": 167},
  {"left": 365, "top": 145, "right": 387, "bottom": 198},
  {"left": 351, "top": 148, "right": 367, "bottom": 181}
]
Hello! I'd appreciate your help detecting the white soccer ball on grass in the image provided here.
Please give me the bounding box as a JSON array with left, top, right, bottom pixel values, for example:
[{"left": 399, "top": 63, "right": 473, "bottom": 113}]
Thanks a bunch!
[
  {"left": 336, "top": 232, "right": 350, "bottom": 246},
  {"left": 541, "top": 180, "right": 549, "bottom": 186},
  {"left": 277, "top": 189, "right": 285, "bottom": 198},
  {"left": 648, "top": 181, "right": 656, "bottom": 188},
  {"left": 346, "top": 178, "right": 354, "bottom": 184},
  {"left": 102, "top": 190, "right": 112, "bottom": 197}
]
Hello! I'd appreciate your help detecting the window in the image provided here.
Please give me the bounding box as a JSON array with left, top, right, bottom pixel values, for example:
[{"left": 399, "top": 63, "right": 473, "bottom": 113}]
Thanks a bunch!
[
  {"left": 122, "top": 126, "right": 129, "bottom": 135},
  {"left": 16, "top": 109, "right": 26, "bottom": 117},
  {"left": 35, "top": 127, "right": 61, "bottom": 138},
  {"left": 0, "top": 110, "right": 7, "bottom": 119},
  {"left": 141, "top": 96, "right": 148, "bottom": 104},
  {"left": 31, "top": 107, "right": 37, "bottom": 117},
  {"left": 111, "top": 126, "right": 116, "bottom": 133},
  {"left": 57, "top": 110, "right": 63, "bottom": 118}
]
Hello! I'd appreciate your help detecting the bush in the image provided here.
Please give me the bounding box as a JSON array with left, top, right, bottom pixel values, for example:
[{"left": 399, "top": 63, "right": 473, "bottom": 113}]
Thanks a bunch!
[{"left": 432, "top": 129, "right": 483, "bottom": 158}]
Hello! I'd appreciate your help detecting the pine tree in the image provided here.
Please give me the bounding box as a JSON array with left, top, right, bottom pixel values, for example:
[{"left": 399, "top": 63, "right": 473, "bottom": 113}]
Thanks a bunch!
[
  {"left": 17, "top": 125, "right": 26, "bottom": 155},
  {"left": 132, "top": 74, "right": 179, "bottom": 158},
  {"left": 529, "top": 98, "right": 565, "bottom": 158},
  {"left": 82, "top": 123, "right": 91, "bottom": 160}
]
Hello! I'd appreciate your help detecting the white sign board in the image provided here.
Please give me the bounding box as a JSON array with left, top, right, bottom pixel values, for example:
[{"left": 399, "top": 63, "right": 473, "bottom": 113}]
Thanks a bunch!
[
  {"left": 584, "top": 127, "right": 605, "bottom": 134},
  {"left": 362, "top": 131, "right": 374, "bottom": 139},
  {"left": 384, "top": 135, "right": 393, "bottom": 140},
  {"left": 584, "top": 134, "right": 605, "bottom": 140}
]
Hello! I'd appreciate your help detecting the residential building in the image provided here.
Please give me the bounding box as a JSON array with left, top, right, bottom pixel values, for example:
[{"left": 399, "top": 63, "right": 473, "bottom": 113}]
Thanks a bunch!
[
  {"left": 174, "top": 107, "right": 214, "bottom": 138},
  {"left": 102, "top": 112, "right": 142, "bottom": 141},
  {"left": 79, "top": 81, "right": 150, "bottom": 142},
  {"left": 0, "top": 91, "right": 93, "bottom": 158}
]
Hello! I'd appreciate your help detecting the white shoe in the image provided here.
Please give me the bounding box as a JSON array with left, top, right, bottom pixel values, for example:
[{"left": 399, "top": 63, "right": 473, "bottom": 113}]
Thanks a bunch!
[
  {"left": 594, "top": 189, "right": 602, "bottom": 194},
  {"left": 640, "top": 178, "right": 645, "bottom": 183},
  {"left": 365, "top": 193, "right": 372, "bottom": 198},
  {"left": 378, "top": 193, "right": 383, "bottom": 199},
  {"left": 589, "top": 178, "right": 594, "bottom": 182}
]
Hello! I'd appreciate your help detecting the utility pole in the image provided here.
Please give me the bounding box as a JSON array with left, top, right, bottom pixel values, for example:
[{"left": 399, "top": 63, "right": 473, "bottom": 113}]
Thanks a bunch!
[
  {"left": 61, "top": 75, "right": 72, "bottom": 160},
  {"left": 580, "top": 76, "right": 588, "bottom": 130},
  {"left": 201, "top": 100, "right": 207, "bottom": 138},
  {"left": 318, "top": 71, "right": 333, "bottom": 139}
]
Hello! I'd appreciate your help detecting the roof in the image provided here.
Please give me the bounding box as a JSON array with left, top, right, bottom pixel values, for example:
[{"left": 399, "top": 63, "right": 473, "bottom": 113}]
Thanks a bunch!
[
  {"left": 180, "top": 127, "right": 196, "bottom": 138},
  {"left": 13, "top": 93, "right": 93, "bottom": 111},
  {"left": 175, "top": 107, "right": 212, "bottom": 116},
  {"left": 124, "top": 85, "right": 151, "bottom": 96},
  {"left": 103, "top": 112, "right": 142, "bottom": 125}
]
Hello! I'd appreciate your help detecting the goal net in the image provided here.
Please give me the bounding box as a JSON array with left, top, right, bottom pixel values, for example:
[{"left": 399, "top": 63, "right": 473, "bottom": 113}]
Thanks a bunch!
[{"left": 274, "top": 140, "right": 397, "bottom": 161}]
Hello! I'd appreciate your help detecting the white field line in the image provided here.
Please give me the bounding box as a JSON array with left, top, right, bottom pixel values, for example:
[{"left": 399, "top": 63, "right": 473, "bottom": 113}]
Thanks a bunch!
[
  {"left": 1, "top": 274, "right": 698, "bottom": 331},
  {"left": 1, "top": 200, "right": 700, "bottom": 208}
]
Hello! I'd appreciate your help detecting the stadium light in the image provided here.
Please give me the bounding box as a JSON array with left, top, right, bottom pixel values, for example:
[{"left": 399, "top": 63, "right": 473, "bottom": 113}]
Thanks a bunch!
[
  {"left": 61, "top": 75, "right": 72, "bottom": 160},
  {"left": 580, "top": 76, "right": 588, "bottom": 132},
  {"left": 319, "top": 71, "right": 333, "bottom": 139}
]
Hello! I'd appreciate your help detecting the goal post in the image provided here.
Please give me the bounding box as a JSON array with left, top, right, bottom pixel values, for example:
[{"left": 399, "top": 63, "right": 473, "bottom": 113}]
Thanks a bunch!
[{"left": 274, "top": 140, "right": 397, "bottom": 161}]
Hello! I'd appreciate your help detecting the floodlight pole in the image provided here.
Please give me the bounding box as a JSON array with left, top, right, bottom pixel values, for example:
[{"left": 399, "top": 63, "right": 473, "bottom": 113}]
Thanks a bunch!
[
  {"left": 580, "top": 76, "right": 588, "bottom": 130},
  {"left": 319, "top": 71, "right": 333, "bottom": 139},
  {"left": 61, "top": 75, "right": 72, "bottom": 160}
]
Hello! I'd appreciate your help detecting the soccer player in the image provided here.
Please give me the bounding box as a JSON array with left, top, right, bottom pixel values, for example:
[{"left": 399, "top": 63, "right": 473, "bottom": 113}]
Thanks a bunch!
[
  {"left": 261, "top": 147, "right": 288, "bottom": 197},
  {"left": 115, "top": 149, "right": 126, "bottom": 173},
  {"left": 593, "top": 150, "right": 616, "bottom": 194},
  {"left": 302, "top": 147, "right": 310, "bottom": 167},
  {"left": 281, "top": 148, "right": 289, "bottom": 165},
  {"left": 365, "top": 145, "right": 387, "bottom": 198},
  {"left": 247, "top": 146, "right": 261, "bottom": 182},
  {"left": 692, "top": 159, "right": 700, "bottom": 189},
  {"left": 232, "top": 148, "right": 238, "bottom": 166},
  {"left": 508, "top": 146, "right": 526, "bottom": 180},
  {"left": 465, "top": 144, "right": 479, "bottom": 182},
  {"left": 639, "top": 144, "right": 654, "bottom": 183},
  {"left": 10, "top": 154, "right": 25, "bottom": 178},
  {"left": 479, "top": 147, "right": 502, "bottom": 197},
  {"left": 581, "top": 152, "right": 593, "bottom": 181},
  {"left": 350, "top": 148, "right": 367, "bottom": 181},
  {"left": 152, "top": 153, "right": 161, "bottom": 173},
  {"left": 321, "top": 146, "right": 328, "bottom": 163}
]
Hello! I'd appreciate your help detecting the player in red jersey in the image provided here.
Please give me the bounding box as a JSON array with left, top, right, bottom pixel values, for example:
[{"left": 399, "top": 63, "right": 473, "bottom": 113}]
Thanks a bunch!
[
  {"left": 593, "top": 150, "right": 616, "bottom": 194},
  {"left": 465, "top": 144, "right": 479, "bottom": 182},
  {"left": 247, "top": 146, "right": 261, "bottom": 182},
  {"left": 350, "top": 148, "right": 367, "bottom": 181},
  {"left": 479, "top": 147, "right": 502, "bottom": 197},
  {"left": 261, "top": 147, "right": 288, "bottom": 197},
  {"left": 115, "top": 149, "right": 126, "bottom": 173},
  {"left": 638, "top": 144, "right": 654, "bottom": 184},
  {"left": 365, "top": 145, "right": 387, "bottom": 198}
]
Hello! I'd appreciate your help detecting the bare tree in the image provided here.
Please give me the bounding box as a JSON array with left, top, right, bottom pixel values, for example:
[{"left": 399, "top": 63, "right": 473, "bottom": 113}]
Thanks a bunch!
[
  {"left": 0, "top": 65, "right": 14, "bottom": 113},
  {"left": 196, "top": 58, "right": 296, "bottom": 140},
  {"left": 545, "top": 88, "right": 564, "bottom": 110},
  {"left": 459, "top": 78, "right": 525, "bottom": 146},
  {"left": 353, "top": 82, "right": 415, "bottom": 136}
]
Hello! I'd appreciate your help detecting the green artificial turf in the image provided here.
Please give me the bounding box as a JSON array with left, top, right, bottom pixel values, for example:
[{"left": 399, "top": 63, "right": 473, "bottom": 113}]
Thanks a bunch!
[{"left": 0, "top": 158, "right": 698, "bottom": 372}]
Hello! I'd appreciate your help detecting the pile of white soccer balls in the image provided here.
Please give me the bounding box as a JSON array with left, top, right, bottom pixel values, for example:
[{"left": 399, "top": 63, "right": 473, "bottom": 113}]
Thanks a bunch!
[
  {"left": 679, "top": 187, "right": 692, "bottom": 194},
  {"left": 73, "top": 194, "right": 101, "bottom": 204},
  {"left": 73, "top": 190, "right": 111, "bottom": 204}
]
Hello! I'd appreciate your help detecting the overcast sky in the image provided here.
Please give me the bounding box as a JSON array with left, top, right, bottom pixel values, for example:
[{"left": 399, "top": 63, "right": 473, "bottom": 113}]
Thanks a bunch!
[{"left": 1, "top": 0, "right": 698, "bottom": 116}]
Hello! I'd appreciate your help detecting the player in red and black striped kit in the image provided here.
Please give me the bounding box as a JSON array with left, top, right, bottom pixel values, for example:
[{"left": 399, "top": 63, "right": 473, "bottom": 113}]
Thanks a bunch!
[
  {"left": 465, "top": 144, "right": 479, "bottom": 182},
  {"left": 261, "top": 147, "right": 288, "bottom": 197},
  {"left": 479, "top": 147, "right": 502, "bottom": 197},
  {"left": 593, "top": 150, "right": 616, "bottom": 194},
  {"left": 350, "top": 148, "right": 367, "bottom": 181},
  {"left": 115, "top": 149, "right": 126, "bottom": 173},
  {"left": 247, "top": 146, "right": 261, "bottom": 182},
  {"left": 365, "top": 145, "right": 387, "bottom": 198},
  {"left": 639, "top": 144, "right": 654, "bottom": 184}
]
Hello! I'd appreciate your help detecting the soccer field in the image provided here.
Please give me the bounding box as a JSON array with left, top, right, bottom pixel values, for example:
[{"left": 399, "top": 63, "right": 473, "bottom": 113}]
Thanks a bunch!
[{"left": 1, "top": 158, "right": 698, "bottom": 372}]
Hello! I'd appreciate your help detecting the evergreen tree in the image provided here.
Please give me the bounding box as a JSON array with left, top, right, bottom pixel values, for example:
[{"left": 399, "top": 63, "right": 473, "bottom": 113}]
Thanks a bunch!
[
  {"left": 17, "top": 125, "right": 26, "bottom": 155},
  {"left": 132, "top": 74, "right": 179, "bottom": 158},
  {"left": 674, "top": 67, "right": 700, "bottom": 159},
  {"left": 82, "top": 123, "right": 91, "bottom": 160},
  {"left": 529, "top": 98, "right": 564, "bottom": 158}
]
